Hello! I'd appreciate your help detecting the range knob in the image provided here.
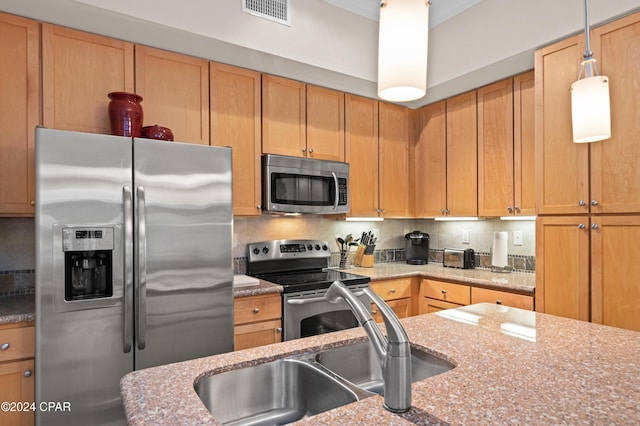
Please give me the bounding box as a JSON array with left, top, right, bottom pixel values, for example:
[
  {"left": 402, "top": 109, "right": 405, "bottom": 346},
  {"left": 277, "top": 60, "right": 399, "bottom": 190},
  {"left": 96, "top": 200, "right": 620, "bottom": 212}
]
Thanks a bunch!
[
  {"left": 307, "top": 244, "right": 313, "bottom": 251},
  {"left": 262, "top": 246, "right": 269, "bottom": 254},
  {"left": 315, "top": 244, "right": 321, "bottom": 251},
  {"left": 322, "top": 244, "right": 328, "bottom": 251},
  {"left": 252, "top": 247, "right": 260, "bottom": 255}
]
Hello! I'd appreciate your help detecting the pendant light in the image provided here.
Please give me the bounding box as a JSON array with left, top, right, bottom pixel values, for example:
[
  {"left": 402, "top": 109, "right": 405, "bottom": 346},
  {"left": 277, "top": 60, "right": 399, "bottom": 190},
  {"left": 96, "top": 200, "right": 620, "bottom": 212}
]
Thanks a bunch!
[
  {"left": 570, "top": 0, "right": 611, "bottom": 143},
  {"left": 377, "top": 0, "right": 430, "bottom": 102}
]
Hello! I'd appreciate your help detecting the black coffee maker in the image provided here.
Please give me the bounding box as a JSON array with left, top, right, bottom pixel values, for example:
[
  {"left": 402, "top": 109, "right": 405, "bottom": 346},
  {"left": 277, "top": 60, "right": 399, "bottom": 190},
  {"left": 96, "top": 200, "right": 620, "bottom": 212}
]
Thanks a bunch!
[{"left": 405, "top": 231, "right": 430, "bottom": 265}]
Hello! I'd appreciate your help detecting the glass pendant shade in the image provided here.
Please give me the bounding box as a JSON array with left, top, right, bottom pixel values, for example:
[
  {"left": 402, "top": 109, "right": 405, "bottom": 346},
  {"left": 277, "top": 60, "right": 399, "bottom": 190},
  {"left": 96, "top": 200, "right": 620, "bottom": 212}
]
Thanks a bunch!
[
  {"left": 377, "top": 0, "right": 429, "bottom": 102},
  {"left": 570, "top": 75, "right": 611, "bottom": 143}
]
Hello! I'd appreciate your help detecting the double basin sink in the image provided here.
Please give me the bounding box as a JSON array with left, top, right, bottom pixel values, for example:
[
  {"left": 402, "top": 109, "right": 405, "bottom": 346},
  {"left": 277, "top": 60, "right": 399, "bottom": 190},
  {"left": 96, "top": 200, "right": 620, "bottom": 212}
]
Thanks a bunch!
[{"left": 195, "top": 340, "right": 454, "bottom": 425}]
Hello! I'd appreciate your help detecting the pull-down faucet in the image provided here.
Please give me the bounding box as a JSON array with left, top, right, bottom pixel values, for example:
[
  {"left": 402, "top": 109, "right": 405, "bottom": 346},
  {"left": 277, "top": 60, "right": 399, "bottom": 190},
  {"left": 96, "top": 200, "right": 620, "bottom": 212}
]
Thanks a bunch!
[{"left": 325, "top": 281, "right": 412, "bottom": 413}]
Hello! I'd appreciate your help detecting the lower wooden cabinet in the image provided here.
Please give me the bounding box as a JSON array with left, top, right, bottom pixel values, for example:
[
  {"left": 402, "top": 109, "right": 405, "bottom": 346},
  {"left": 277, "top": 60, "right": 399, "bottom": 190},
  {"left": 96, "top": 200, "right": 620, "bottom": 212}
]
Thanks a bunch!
[
  {"left": 471, "top": 287, "right": 534, "bottom": 311},
  {"left": 420, "top": 298, "right": 464, "bottom": 314},
  {"left": 233, "top": 294, "right": 282, "bottom": 350},
  {"left": 0, "top": 323, "right": 35, "bottom": 426},
  {"left": 370, "top": 278, "right": 418, "bottom": 322}
]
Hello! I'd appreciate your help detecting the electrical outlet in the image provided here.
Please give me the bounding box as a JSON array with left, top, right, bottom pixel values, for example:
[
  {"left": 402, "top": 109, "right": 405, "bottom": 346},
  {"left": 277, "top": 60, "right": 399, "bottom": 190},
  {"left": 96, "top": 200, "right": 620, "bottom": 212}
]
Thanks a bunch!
[
  {"left": 513, "top": 230, "right": 523, "bottom": 246},
  {"left": 462, "top": 229, "right": 470, "bottom": 244}
]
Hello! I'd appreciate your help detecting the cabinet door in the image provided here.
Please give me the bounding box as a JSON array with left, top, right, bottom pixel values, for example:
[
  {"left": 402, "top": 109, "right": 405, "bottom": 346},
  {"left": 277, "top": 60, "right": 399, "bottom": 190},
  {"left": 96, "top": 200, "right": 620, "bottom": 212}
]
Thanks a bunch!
[
  {"left": 372, "top": 299, "right": 411, "bottom": 322},
  {"left": 135, "top": 45, "right": 209, "bottom": 145},
  {"left": 0, "top": 13, "right": 39, "bottom": 216},
  {"left": 42, "top": 24, "right": 134, "bottom": 134},
  {"left": 513, "top": 71, "right": 536, "bottom": 216},
  {"left": 345, "top": 94, "right": 379, "bottom": 217},
  {"left": 590, "top": 13, "right": 640, "bottom": 214},
  {"left": 262, "top": 74, "right": 306, "bottom": 157},
  {"left": 535, "top": 216, "right": 590, "bottom": 321},
  {"left": 0, "top": 359, "right": 34, "bottom": 426},
  {"left": 210, "top": 63, "right": 262, "bottom": 216},
  {"left": 413, "top": 101, "right": 447, "bottom": 217},
  {"left": 478, "top": 79, "right": 514, "bottom": 217},
  {"left": 379, "top": 102, "right": 410, "bottom": 217},
  {"left": 535, "top": 35, "right": 590, "bottom": 214},
  {"left": 446, "top": 91, "right": 477, "bottom": 217},
  {"left": 419, "top": 298, "right": 463, "bottom": 314},
  {"left": 591, "top": 216, "right": 640, "bottom": 332},
  {"left": 234, "top": 319, "right": 282, "bottom": 351},
  {"left": 306, "top": 85, "right": 344, "bottom": 161}
]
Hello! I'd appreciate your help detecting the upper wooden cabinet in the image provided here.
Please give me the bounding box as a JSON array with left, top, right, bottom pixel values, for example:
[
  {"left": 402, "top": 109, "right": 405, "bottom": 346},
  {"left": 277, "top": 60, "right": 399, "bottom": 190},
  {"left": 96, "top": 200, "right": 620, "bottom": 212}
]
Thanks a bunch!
[
  {"left": 262, "top": 76, "right": 345, "bottom": 161},
  {"left": 445, "top": 91, "right": 478, "bottom": 217},
  {"left": 306, "top": 84, "right": 345, "bottom": 161},
  {"left": 536, "top": 12, "right": 640, "bottom": 215},
  {"left": 0, "top": 13, "right": 40, "bottom": 217},
  {"left": 413, "top": 101, "right": 446, "bottom": 217},
  {"left": 42, "top": 24, "right": 134, "bottom": 134},
  {"left": 135, "top": 45, "right": 209, "bottom": 145},
  {"left": 379, "top": 102, "right": 410, "bottom": 218},
  {"left": 210, "top": 62, "right": 262, "bottom": 216},
  {"left": 478, "top": 72, "right": 535, "bottom": 217},
  {"left": 261, "top": 74, "right": 306, "bottom": 157},
  {"left": 345, "top": 94, "right": 379, "bottom": 217}
]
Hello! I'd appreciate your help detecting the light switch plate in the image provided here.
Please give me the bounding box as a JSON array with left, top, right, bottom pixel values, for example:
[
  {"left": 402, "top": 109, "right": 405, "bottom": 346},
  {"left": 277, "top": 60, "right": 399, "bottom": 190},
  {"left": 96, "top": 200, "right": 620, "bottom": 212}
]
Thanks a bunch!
[
  {"left": 513, "top": 230, "right": 523, "bottom": 246},
  {"left": 462, "top": 229, "right": 470, "bottom": 244}
]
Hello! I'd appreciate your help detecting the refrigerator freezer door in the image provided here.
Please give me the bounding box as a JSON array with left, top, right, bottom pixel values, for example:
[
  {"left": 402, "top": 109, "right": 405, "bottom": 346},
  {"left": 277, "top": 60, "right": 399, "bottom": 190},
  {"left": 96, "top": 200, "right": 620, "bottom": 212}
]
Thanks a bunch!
[
  {"left": 35, "top": 128, "right": 133, "bottom": 425},
  {"left": 132, "top": 138, "right": 234, "bottom": 369}
]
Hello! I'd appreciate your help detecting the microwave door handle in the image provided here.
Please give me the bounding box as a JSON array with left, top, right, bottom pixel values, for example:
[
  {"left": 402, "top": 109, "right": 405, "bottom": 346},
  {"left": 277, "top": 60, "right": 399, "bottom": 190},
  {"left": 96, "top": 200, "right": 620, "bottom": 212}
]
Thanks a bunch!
[
  {"left": 123, "top": 186, "right": 133, "bottom": 353},
  {"left": 135, "top": 186, "right": 147, "bottom": 350},
  {"left": 331, "top": 171, "right": 339, "bottom": 210}
]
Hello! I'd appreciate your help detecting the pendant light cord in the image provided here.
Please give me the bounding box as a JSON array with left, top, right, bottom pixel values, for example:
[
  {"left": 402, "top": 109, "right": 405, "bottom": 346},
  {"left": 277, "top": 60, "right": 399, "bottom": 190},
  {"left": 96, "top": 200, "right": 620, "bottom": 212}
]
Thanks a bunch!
[{"left": 582, "top": 0, "right": 593, "bottom": 60}]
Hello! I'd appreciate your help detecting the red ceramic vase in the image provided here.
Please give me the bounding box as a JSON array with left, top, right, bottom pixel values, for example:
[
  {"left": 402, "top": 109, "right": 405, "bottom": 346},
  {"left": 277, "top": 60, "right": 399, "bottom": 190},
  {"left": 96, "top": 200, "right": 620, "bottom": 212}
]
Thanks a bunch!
[{"left": 108, "top": 92, "right": 143, "bottom": 137}]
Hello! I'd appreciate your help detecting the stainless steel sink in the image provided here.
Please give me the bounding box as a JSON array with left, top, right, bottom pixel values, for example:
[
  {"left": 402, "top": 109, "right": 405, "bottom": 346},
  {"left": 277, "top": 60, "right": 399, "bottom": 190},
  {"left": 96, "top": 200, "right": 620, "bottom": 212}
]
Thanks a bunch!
[
  {"left": 313, "top": 341, "right": 455, "bottom": 395},
  {"left": 194, "top": 358, "right": 361, "bottom": 426}
]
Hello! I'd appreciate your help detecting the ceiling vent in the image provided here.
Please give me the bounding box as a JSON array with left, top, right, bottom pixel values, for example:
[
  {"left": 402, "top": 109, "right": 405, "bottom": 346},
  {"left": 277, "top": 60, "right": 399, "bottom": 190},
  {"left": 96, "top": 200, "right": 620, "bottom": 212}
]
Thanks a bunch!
[{"left": 242, "top": 0, "right": 291, "bottom": 26}]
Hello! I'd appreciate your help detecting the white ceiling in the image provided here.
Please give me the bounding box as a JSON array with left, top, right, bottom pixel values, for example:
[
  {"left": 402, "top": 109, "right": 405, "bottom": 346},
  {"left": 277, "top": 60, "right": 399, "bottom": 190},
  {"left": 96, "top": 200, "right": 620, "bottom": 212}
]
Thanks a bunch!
[{"left": 0, "top": 0, "right": 639, "bottom": 106}]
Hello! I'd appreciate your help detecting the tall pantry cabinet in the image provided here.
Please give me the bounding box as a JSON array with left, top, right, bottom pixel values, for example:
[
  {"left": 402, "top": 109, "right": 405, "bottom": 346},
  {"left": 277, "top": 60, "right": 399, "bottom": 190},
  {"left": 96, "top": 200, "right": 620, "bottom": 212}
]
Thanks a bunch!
[
  {"left": 535, "top": 12, "right": 640, "bottom": 332},
  {"left": 0, "top": 13, "right": 40, "bottom": 216}
]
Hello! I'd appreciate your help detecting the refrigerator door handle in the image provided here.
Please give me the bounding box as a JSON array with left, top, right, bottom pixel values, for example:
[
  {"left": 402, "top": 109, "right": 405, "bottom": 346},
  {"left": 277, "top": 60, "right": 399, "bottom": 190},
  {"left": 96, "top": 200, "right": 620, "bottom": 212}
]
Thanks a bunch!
[
  {"left": 123, "top": 187, "right": 134, "bottom": 353},
  {"left": 135, "top": 186, "right": 147, "bottom": 350}
]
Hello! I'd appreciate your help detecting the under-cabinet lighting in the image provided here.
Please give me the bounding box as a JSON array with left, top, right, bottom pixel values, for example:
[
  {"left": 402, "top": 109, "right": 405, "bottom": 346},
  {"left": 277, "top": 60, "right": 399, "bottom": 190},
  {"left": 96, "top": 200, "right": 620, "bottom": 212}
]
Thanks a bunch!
[
  {"left": 499, "top": 216, "right": 536, "bottom": 221},
  {"left": 345, "top": 217, "right": 384, "bottom": 222},
  {"left": 434, "top": 217, "right": 479, "bottom": 222}
]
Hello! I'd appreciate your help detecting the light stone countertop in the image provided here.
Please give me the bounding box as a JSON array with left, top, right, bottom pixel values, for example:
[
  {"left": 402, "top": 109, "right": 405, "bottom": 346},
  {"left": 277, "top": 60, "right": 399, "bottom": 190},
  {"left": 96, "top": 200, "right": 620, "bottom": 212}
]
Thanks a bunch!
[
  {"left": 341, "top": 262, "right": 535, "bottom": 295},
  {"left": 120, "top": 303, "right": 640, "bottom": 425}
]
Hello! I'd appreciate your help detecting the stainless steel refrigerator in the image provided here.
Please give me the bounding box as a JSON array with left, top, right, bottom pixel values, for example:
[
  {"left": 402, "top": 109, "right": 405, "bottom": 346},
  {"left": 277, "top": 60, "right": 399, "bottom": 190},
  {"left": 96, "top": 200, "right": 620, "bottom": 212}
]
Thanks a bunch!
[{"left": 35, "top": 127, "right": 234, "bottom": 425}]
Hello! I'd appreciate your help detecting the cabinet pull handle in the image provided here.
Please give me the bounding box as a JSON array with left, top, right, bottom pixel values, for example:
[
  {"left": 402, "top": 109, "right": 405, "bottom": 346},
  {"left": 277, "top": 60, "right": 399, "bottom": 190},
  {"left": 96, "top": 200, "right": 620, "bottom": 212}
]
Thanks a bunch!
[
  {"left": 578, "top": 223, "right": 586, "bottom": 229},
  {"left": 253, "top": 308, "right": 260, "bottom": 313},
  {"left": 579, "top": 200, "right": 587, "bottom": 207},
  {"left": 0, "top": 342, "right": 9, "bottom": 351},
  {"left": 309, "top": 148, "right": 314, "bottom": 154},
  {"left": 592, "top": 224, "right": 599, "bottom": 230},
  {"left": 302, "top": 147, "right": 307, "bottom": 153},
  {"left": 496, "top": 300, "right": 502, "bottom": 305},
  {"left": 506, "top": 206, "right": 513, "bottom": 213},
  {"left": 440, "top": 208, "right": 446, "bottom": 215},
  {"left": 276, "top": 327, "right": 282, "bottom": 333},
  {"left": 441, "top": 289, "right": 447, "bottom": 294},
  {"left": 389, "top": 289, "right": 396, "bottom": 293},
  {"left": 591, "top": 200, "right": 599, "bottom": 206},
  {"left": 24, "top": 370, "right": 33, "bottom": 378},
  {"left": 445, "top": 209, "right": 450, "bottom": 215},
  {"left": 256, "top": 204, "right": 261, "bottom": 209},
  {"left": 30, "top": 200, "right": 35, "bottom": 206},
  {"left": 514, "top": 206, "right": 520, "bottom": 213}
]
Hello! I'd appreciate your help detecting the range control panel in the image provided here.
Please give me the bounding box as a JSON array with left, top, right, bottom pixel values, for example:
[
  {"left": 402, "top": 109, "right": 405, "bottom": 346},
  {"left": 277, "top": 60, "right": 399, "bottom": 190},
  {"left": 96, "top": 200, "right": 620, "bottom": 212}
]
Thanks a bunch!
[{"left": 247, "top": 239, "right": 330, "bottom": 263}]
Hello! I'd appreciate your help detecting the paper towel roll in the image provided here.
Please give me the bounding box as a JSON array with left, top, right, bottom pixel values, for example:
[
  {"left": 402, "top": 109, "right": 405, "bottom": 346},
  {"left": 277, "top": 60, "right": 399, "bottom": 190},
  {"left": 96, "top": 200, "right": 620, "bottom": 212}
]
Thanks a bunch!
[{"left": 492, "top": 231, "right": 508, "bottom": 268}]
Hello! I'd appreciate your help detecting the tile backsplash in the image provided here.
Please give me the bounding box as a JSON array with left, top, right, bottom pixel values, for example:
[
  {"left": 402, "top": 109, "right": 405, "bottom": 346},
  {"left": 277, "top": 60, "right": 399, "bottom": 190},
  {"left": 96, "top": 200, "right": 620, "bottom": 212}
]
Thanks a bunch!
[{"left": 1, "top": 215, "right": 536, "bottom": 295}]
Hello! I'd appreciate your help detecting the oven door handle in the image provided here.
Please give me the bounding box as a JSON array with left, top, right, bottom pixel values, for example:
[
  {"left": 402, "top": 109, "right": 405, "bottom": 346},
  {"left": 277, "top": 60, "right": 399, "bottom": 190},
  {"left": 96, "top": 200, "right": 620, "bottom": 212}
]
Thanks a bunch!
[{"left": 286, "top": 290, "right": 365, "bottom": 305}]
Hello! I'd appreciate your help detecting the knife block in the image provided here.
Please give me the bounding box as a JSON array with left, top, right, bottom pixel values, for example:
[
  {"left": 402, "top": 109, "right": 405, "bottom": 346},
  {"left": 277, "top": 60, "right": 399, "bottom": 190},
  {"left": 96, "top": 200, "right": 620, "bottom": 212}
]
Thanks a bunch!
[
  {"left": 353, "top": 245, "right": 365, "bottom": 267},
  {"left": 359, "top": 254, "right": 374, "bottom": 268}
]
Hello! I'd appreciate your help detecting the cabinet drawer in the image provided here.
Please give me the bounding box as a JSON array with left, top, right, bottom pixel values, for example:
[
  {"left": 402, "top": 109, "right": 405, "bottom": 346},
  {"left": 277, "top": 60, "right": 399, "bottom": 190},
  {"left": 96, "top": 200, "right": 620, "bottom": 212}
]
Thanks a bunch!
[
  {"left": 234, "top": 319, "right": 282, "bottom": 351},
  {"left": 421, "top": 279, "right": 470, "bottom": 305},
  {"left": 371, "top": 278, "right": 412, "bottom": 301},
  {"left": 420, "top": 298, "right": 463, "bottom": 314},
  {"left": 471, "top": 287, "right": 534, "bottom": 311},
  {"left": 0, "top": 326, "right": 35, "bottom": 363},
  {"left": 234, "top": 294, "right": 281, "bottom": 325}
]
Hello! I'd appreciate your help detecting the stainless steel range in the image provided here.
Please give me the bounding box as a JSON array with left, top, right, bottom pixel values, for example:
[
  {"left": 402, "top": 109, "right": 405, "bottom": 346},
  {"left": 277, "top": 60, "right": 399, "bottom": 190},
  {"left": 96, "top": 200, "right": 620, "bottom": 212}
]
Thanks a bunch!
[{"left": 246, "top": 239, "right": 371, "bottom": 341}]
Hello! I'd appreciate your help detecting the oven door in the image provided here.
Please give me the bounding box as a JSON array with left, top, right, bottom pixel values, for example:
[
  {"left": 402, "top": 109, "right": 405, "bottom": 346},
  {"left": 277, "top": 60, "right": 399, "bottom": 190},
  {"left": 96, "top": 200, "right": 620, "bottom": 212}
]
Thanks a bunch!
[{"left": 282, "top": 284, "right": 371, "bottom": 341}]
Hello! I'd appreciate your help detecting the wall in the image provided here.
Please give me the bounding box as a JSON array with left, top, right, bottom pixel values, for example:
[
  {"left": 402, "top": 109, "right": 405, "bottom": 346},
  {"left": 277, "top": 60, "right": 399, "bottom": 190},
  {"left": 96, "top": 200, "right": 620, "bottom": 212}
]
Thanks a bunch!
[{"left": 0, "top": 215, "right": 534, "bottom": 294}]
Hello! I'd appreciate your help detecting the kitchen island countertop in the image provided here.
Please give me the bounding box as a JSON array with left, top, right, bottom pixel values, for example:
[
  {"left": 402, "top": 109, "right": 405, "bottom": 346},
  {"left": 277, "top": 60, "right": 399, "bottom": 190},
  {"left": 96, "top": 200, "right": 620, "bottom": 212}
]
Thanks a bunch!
[{"left": 120, "top": 303, "right": 640, "bottom": 425}]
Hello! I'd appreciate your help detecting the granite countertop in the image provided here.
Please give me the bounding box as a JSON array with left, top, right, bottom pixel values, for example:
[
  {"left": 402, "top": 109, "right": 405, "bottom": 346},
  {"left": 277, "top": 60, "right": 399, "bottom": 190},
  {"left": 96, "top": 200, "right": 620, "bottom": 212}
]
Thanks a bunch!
[
  {"left": 233, "top": 279, "right": 282, "bottom": 298},
  {"left": 120, "top": 303, "right": 640, "bottom": 425},
  {"left": 0, "top": 294, "right": 35, "bottom": 325},
  {"left": 344, "top": 263, "right": 535, "bottom": 295}
]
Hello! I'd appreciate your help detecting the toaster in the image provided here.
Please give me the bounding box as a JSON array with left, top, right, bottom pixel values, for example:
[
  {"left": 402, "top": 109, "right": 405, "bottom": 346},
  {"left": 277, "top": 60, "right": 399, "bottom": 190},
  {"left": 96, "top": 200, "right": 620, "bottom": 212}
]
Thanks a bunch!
[{"left": 443, "top": 248, "right": 475, "bottom": 269}]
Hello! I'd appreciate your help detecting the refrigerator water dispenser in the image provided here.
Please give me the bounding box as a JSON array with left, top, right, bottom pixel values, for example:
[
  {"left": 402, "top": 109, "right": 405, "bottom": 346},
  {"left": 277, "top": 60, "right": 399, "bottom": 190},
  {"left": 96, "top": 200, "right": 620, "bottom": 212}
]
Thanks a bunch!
[{"left": 63, "top": 227, "right": 114, "bottom": 300}]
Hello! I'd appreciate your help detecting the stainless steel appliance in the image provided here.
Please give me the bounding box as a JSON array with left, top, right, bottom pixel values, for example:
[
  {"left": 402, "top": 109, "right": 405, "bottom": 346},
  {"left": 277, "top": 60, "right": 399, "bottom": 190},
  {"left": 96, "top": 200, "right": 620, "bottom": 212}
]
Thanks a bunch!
[
  {"left": 35, "top": 128, "right": 234, "bottom": 425},
  {"left": 405, "top": 231, "right": 430, "bottom": 265},
  {"left": 246, "top": 239, "right": 370, "bottom": 340},
  {"left": 262, "top": 154, "right": 349, "bottom": 214},
  {"left": 443, "top": 248, "right": 476, "bottom": 269}
]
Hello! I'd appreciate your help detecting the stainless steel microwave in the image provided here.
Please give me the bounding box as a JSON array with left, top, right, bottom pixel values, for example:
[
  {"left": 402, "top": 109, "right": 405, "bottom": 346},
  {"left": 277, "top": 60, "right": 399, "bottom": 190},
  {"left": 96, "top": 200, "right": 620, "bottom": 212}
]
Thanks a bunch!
[{"left": 262, "top": 154, "right": 349, "bottom": 214}]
